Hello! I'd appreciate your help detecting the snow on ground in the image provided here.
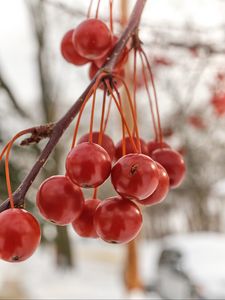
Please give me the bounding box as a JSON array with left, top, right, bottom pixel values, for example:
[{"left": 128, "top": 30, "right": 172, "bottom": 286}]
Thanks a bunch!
[{"left": 0, "top": 232, "right": 160, "bottom": 299}]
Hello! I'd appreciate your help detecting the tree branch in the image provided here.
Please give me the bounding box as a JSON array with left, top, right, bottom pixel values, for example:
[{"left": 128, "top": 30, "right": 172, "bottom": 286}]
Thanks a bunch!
[
  {"left": 0, "top": 69, "right": 28, "bottom": 118},
  {"left": 0, "top": 0, "right": 147, "bottom": 212}
]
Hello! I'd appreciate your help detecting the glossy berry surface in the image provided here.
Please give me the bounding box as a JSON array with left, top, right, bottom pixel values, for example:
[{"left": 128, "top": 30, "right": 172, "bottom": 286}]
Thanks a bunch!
[
  {"left": 115, "top": 137, "right": 149, "bottom": 160},
  {"left": 77, "top": 131, "right": 115, "bottom": 161},
  {"left": 94, "top": 197, "right": 142, "bottom": 244},
  {"left": 66, "top": 142, "right": 111, "bottom": 188},
  {"left": 136, "top": 163, "right": 169, "bottom": 206},
  {"left": 61, "top": 29, "right": 89, "bottom": 65},
  {"left": 72, "top": 198, "right": 101, "bottom": 238},
  {"left": 93, "top": 35, "right": 129, "bottom": 69},
  {"left": 72, "top": 19, "right": 112, "bottom": 60},
  {"left": 152, "top": 148, "right": 186, "bottom": 188},
  {"left": 36, "top": 175, "right": 84, "bottom": 225},
  {"left": 147, "top": 140, "right": 170, "bottom": 157},
  {"left": 111, "top": 153, "right": 159, "bottom": 200},
  {"left": 0, "top": 209, "right": 41, "bottom": 262}
]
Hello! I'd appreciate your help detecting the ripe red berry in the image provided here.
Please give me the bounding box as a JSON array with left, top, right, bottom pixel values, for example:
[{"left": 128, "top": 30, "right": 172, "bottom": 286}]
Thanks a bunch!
[
  {"left": 152, "top": 148, "right": 186, "bottom": 188},
  {"left": 93, "top": 35, "right": 129, "bottom": 69},
  {"left": 36, "top": 175, "right": 84, "bottom": 225},
  {"left": 0, "top": 209, "right": 41, "bottom": 262},
  {"left": 111, "top": 153, "right": 159, "bottom": 200},
  {"left": 72, "top": 198, "right": 101, "bottom": 238},
  {"left": 147, "top": 140, "right": 170, "bottom": 157},
  {"left": 94, "top": 197, "right": 142, "bottom": 244},
  {"left": 61, "top": 29, "right": 89, "bottom": 65},
  {"left": 136, "top": 163, "right": 169, "bottom": 206},
  {"left": 72, "top": 19, "right": 112, "bottom": 60},
  {"left": 115, "top": 137, "right": 149, "bottom": 160},
  {"left": 66, "top": 142, "right": 111, "bottom": 188},
  {"left": 77, "top": 132, "right": 115, "bottom": 161}
]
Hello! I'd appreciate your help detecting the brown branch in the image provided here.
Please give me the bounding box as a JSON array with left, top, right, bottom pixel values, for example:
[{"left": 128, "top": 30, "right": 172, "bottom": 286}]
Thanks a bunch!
[
  {"left": 0, "top": 0, "right": 147, "bottom": 212},
  {"left": 0, "top": 70, "right": 28, "bottom": 118}
]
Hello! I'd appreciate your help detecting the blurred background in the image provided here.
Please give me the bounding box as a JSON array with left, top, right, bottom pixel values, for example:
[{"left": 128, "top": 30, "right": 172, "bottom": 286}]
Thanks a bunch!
[{"left": 1, "top": 0, "right": 225, "bottom": 299}]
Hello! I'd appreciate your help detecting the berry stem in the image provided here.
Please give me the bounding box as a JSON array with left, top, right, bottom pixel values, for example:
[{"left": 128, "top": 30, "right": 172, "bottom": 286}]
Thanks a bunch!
[
  {"left": 140, "top": 49, "right": 163, "bottom": 143},
  {"left": 103, "top": 96, "right": 112, "bottom": 132},
  {"left": 109, "top": 0, "right": 114, "bottom": 33},
  {"left": 89, "top": 87, "right": 97, "bottom": 143},
  {"left": 139, "top": 51, "right": 158, "bottom": 141},
  {"left": 92, "top": 187, "right": 98, "bottom": 199},
  {"left": 113, "top": 75, "right": 141, "bottom": 153},
  {"left": 98, "top": 89, "right": 107, "bottom": 145},
  {"left": 95, "top": 0, "right": 101, "bottom": 19},
  {"left": 71, "top": 73, "right": 106, "bottom": 148},
  {"left": 87, "top": 0, "right": 94, "bottom": 18},
  {"left": 114, "top": 86, "right": 126, "bottom": 156},
  {"left": 106, "top": 81, "right": 138, "bottom": 153}
]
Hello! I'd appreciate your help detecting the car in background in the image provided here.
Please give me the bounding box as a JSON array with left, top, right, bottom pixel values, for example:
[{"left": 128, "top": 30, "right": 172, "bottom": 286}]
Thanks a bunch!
[{"left": 155, "top": 233, "right": 225, "bottom": 299}]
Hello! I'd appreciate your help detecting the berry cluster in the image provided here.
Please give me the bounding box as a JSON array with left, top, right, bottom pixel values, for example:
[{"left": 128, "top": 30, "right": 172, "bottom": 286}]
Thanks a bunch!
[
  {"left": 0, "top": 0, "right": 186, "bottom": 263},
  {"left": 36, "top": 131, "right": 185, "bottom": 244},
  {"left": 61, "top": 17, "right": 128, "bottom": 83}
]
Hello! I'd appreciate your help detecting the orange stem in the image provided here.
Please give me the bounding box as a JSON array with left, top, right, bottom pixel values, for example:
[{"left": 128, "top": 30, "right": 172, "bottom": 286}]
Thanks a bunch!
[
  {"left": 103, "top": 96, "right": 112, "bottom": 132},
  {"left": 113, "top": 75, "right": 141, "bottom": 153},
  {"left": 139, "top": 51, "right": 158, "bottom": 141},
  {"left": 87, "top": 0, "right": 94, "bottom": 18},
  {"left": 4, "top": 129, "right": 33, "bottom": 208},
  {"left": 71, "top": 73, "right": 106, "bottom": 148},
  {"left": 109, "top": 0, "right": 114, "bottom": 33},
  {"left": 141, "top": 49, "right": 163, "bottom": 143},
  {"left": 106, "top": 81, "right": 138, "bottom": 153},
  {"left": 95, "top": 0, "right": 101, "bottom": 19}
]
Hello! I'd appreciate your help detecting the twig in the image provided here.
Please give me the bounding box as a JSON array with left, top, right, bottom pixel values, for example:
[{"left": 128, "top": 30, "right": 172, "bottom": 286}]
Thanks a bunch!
[{"left": 0, "top": 70, "right": 28, "bottom": 118}]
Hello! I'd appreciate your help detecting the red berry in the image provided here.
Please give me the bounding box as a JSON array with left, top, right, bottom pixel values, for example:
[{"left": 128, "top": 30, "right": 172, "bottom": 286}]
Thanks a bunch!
[
  {"left": 147, "top": 140, "right": 170, "bottom": 157},
  {"left": 111, "top": 153, "right": 159, "bottom": 200},
  {"left": 66, "top": 142, "right": 111, "bottom": 188},
  {"left": 0, "top": 209, "right": 41, "bottom": 262},
  {"left": 115, "top": 137, "right": 149, "bottom": 160},
  {"left": 72, "top": 19, "right": 112, "bottom": 60},
  {"left": 136, "top": 163, "right": 169, "bottom": 206},
  {"left": 61, "top": 29, "right": 89, "bottom": 65},
  {"left": 36, "top": 175, "right": 84, "bottom": 225},
  {"left": 72, "top": 198, "right": 100, "bottom": 238},
  {"left": 94, "top": 197, "right": 142, "bottom": 244},
  {"left": 77, "top": 132, "right": 115, "bottom": 161},
  {"left": 152, "top": 148, "right": 186, "bottom": 188},
  {"left": 211, "top": 93, "right": 225, "bottom": 116},
  {"left": 93, "top": 35, "right": 129, "bottom": 69}
]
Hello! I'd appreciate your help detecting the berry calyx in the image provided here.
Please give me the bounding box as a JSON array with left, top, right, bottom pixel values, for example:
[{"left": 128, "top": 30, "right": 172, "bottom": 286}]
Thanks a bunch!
[
  {"left": 0, "top": 209, "right": 41, "bottom": 262},
  {"left": 152, "top": 148, "right": 186, "bottom": 188},
  {"left": 61, "top": 29, "right": 89, "bottom": 65},
  {"left": 72, "top": 198, "right": 101, "bottom": 238},
  {"left": 115, "top": 137, "right": 149, "bottom": 160},
  {"left": 77, "top": 131, "right": 115, "bottom": 161},
  {"left": 147, "top": 140, "right": 170, "bottom": 157},
  {"left": 111, "top": 153, "right": 159, "bottom": 200},
  {"left": 72, "top": 19, "right": 112, "bottom": 60},
  {"left": 66, "top": 142, "right": 112, "bottom": 188},
  {"left": 136, "top": 163, "right": 169, "bottom": 206},
  {"left": 94, "top": 197, "right": 142, "bottom": 244},
  {"left": 36, "top": 175, "right": 84, "bottom": 225}
]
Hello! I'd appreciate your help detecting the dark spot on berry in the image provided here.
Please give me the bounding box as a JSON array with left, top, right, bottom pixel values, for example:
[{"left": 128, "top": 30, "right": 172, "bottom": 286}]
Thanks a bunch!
[
  {"left": 12, "top": 255, "right": 20, "bottom": 261},
  {"left": 109, "top": 240, "right": 118, "bottom": 244},
  {"left": 130, "top": 164, "right": 138, "bottom": 175}
]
